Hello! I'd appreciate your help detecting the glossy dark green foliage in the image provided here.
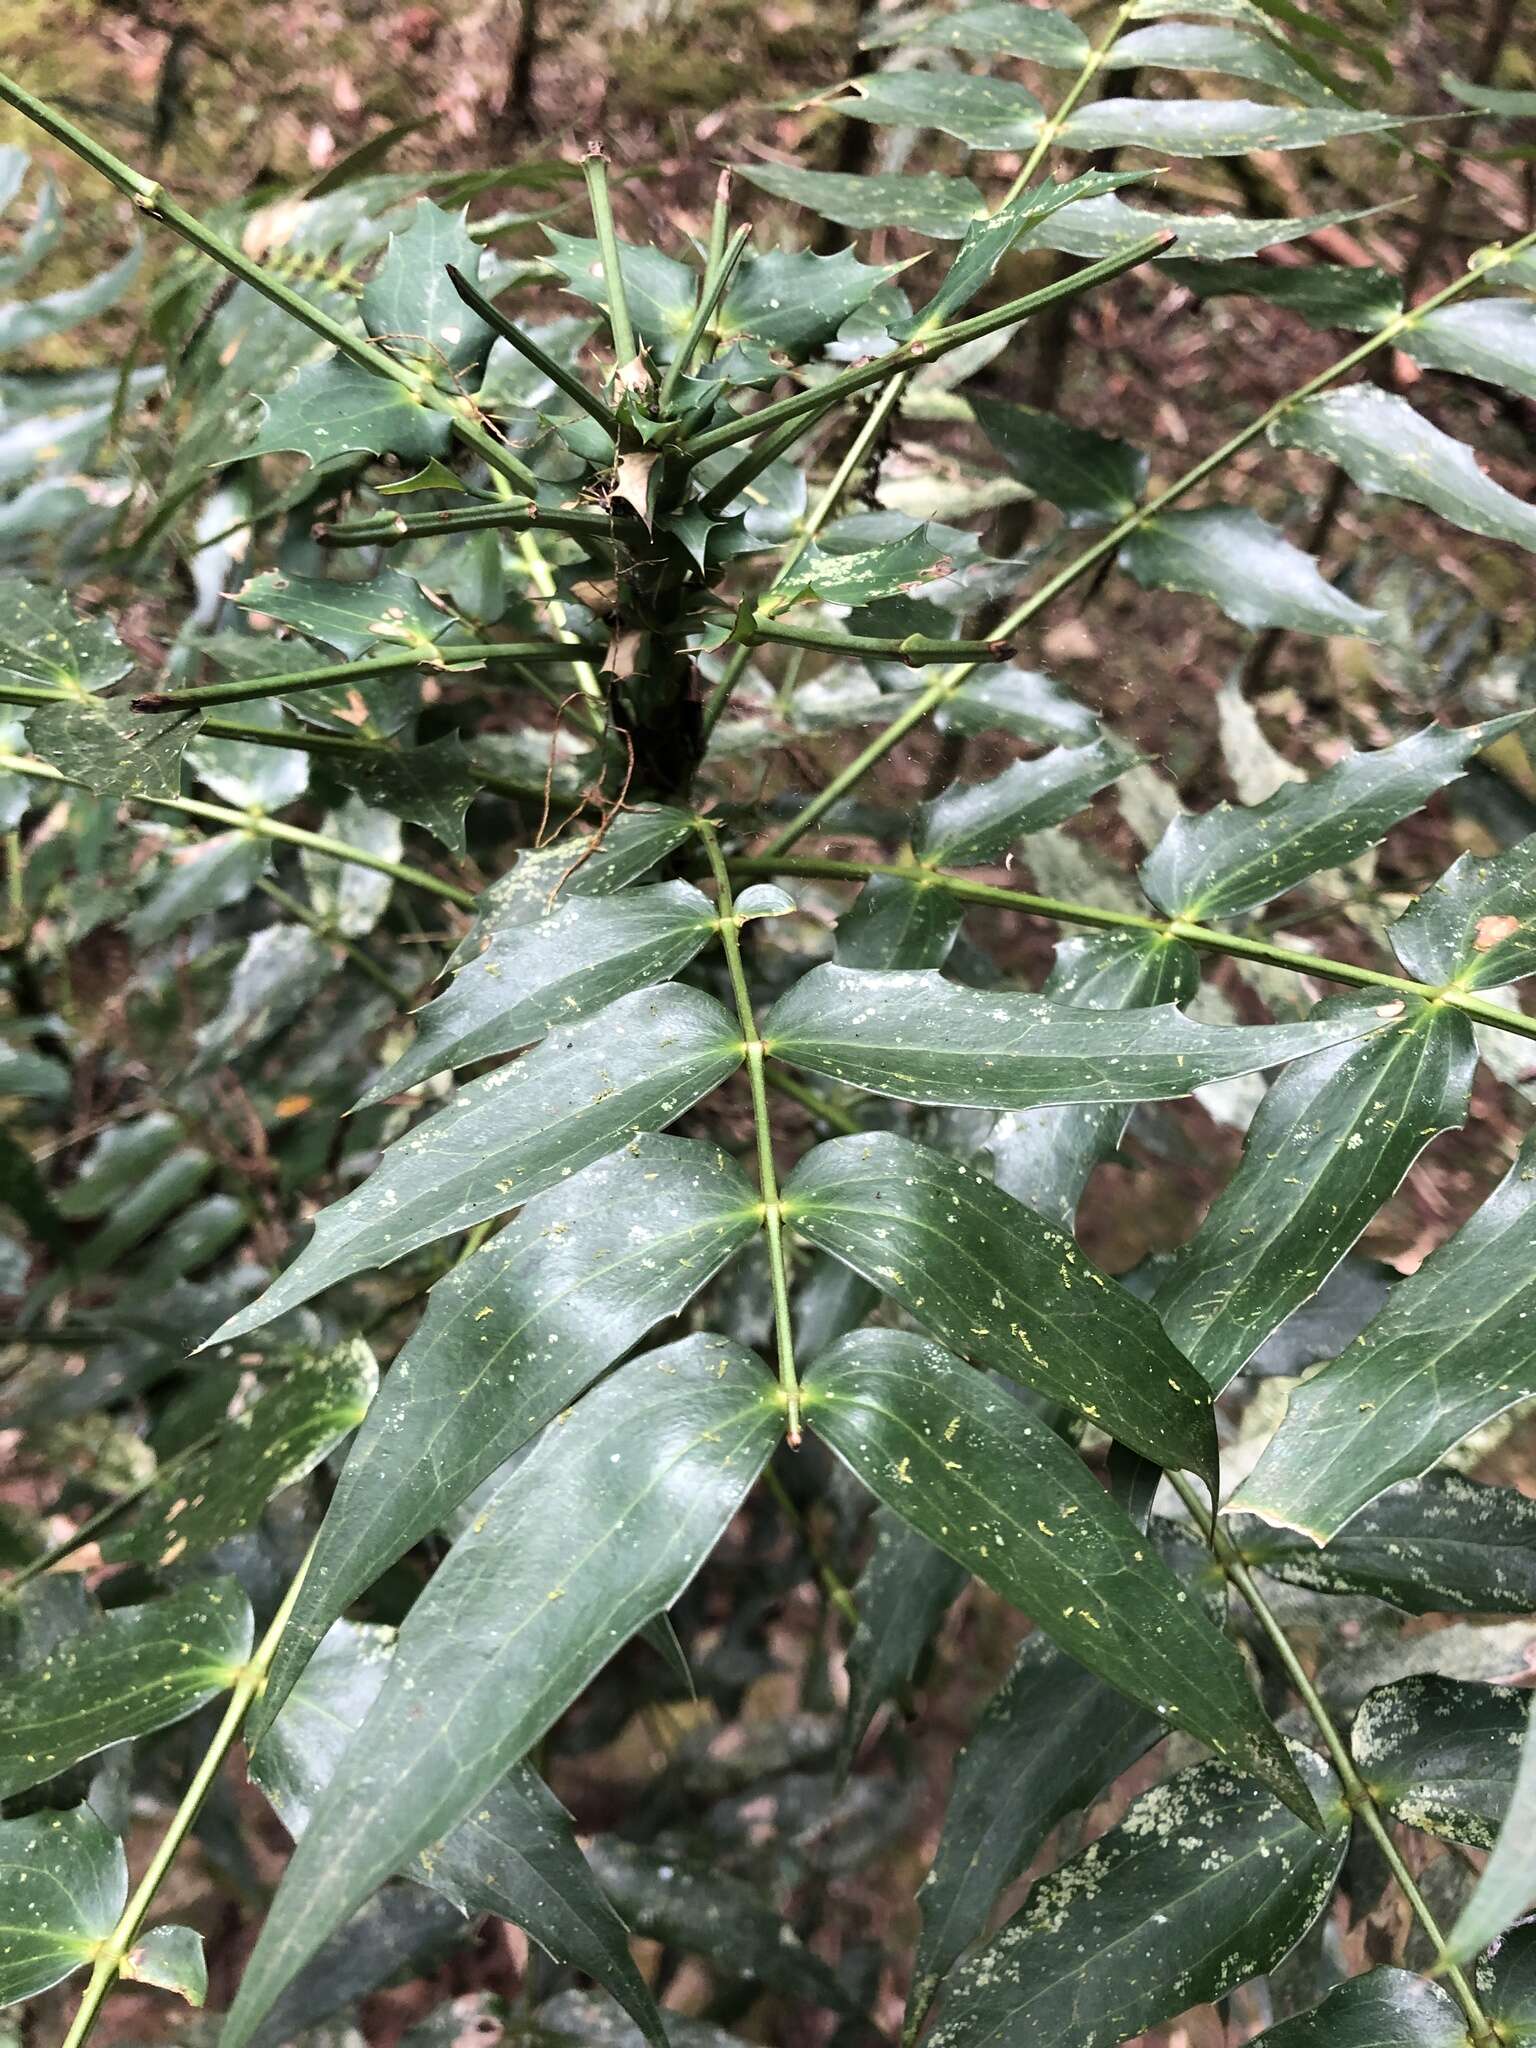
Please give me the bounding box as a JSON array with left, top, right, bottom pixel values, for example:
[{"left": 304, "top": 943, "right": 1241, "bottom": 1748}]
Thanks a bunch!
[
  {"left": 1352, "top": 1675, "right": 1525, "bottom": 1849},
  {"left": 0, "top": 1807, "right": 127, "bottom": 2005},
  {"left": 1251, "top": 1969, "right": 1469, "bottom": 2047},
  {"left": 839, "top": 1508, "right": 967, "bottom": 1774}
]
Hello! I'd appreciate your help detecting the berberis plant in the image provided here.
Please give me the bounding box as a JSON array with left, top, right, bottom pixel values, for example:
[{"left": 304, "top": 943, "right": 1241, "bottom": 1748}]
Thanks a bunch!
[{"left": 3, "top": 4, "right": 1536, "bottom": 2044}]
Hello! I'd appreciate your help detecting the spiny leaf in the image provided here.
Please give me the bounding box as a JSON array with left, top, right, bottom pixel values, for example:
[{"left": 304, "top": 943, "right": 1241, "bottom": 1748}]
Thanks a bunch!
[
  {"left": 221, "top": 1336, "right": 783, "bottom": 2048},
  {"left": 915, "top": 737, "right": 1139, "bottom": 863},
  {"left": 785, "top": 1131, "right": 1218, "bottom": 1480},
  {"left": 717, "top": 246, "right": 908, "bottom": 358},
  {"left": 1352, "top": 1674, "right": 1525, "bottom": 1849},
  {"left": 27, "top": 698, "right": 200, "bottom": 800},
  {"left": 244, "top": 352, "right": 455, "bottom": 466},
  {"left": 1120, "top": 505, "right": 1385, "bottom": 637},
  {"left": 971, "top": 398, "right": 1147, "bottom": 526},
  {"left": 1271, "top": 387, "right": 1536, "bottom": 551},
  {"left": 938, "top": 664, "right": 1100, "bottom": 744},
  {"left": 359, "top": 881, "right": 719, "bottom": 1104},
  {"left": 1232, "top": 1128, "right": 1536, "bottom": 1541},
  {"left": 360, "top": 200, "right": 494, "bottom": 376},
  {"left": 0, "top": 1806, "right": 127, "bottom": 2006},
  {"left": 250, "top": 1137, "right": 758, "bottom": 1744},
  {"left": 235, "top": 566, "right": 458, "bottom": 660},
  {"left": 0, "top": 1580, "right": 253, "bottom": 1798},
  {"left": 927, "top": 1746, "right": 1346, "bottom": 2046},
  {"left": 1140, "top": 718, "right": 1526, "bottom": 919},
  {"left": 910, "top": 1632, "right": 1160, "bottom": 2029},
  {"left": 205, "top": 983, "right": 745, "bottom": 1344},
  {"left": 0, "top": 574, "right": 130, "bottom": 694},
  {"left": 542, "top": 228, "right": 697, "bottom": 351},
  {"left": 733, "top": 165, "right": 984, "bottom": 241},
  {"left": 764, "top": 962, "right": 1389, "bottom": 1111},
  {"left": 1392, "top": 836, "right": 1536, "bottom": 991},
  {"left": 805, "top": 1328, "right": 1314, "bottom": 1817},
  {"left": 102, "top": 1339, "right": 378, "bottom": 1566},
  {"left": 770, "top": 525, "right": 955, "bottom": 612},
  {"left": 328, "top": 732, "right": 482, "bottom": 855},
  {"left": 1154, "top": 999, "right": 1476, "bottom": 1391}
]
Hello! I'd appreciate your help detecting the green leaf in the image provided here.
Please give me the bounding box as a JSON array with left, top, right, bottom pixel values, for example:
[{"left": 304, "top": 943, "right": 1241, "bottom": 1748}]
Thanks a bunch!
[
  {"left": 360, "top": 881, "right": 719, "bottom": 1104},
  {"left": 360, "top": 201, "right": 494, "bottom": 376},
  {"left": 984, "top": 929, "right": 1199, "bottom": 1228},
  {"left": 128, "top": 833, "right": 268, "bottom": 949},
  {"left": 1162, "top": 256, "right": 1402, "bottom": 330},
  {"left": 253, "top": 1621, "right": 665, "bottom": 2046},
  {"left": 770, "top": 525, "right": 955, "bottom": 613},
  {"left": 910, "top": 1632, "right": 1160, "bottom": 2026},
  {"left": 1480, "top": 1922, "right": 1536, "bottom": 2039},
  {"left": 1106, "top": 20, "right": 1345, "bottom": 99},
  {"left": 584, "top": 1837, "right": 852, "bottom": 2010},
  {"left": 27, "top": 698, "right": 199, "bottom": 800},
  {"left": 205, "top": 984, "right": 744, "bottom": 1344},
  {"left": 1233, "top": 1472, "right": 1536, "bottom": 1615},
  {"left": 1271, "top": 387, "right": 1536, "bottom": 551},
  {"left": 251, "top": 1136, "right": 758, "bottom": 1744},
  {"left": 0, "top": 238, "right": 141, "bottom": 350},
  {"left": 804, "top": 1328, "right": 1313, "bottom": 1816},
  {"left": 833, "top": 72, "right": 1045, "bottom": 150},
  {"left": 1403, "top": 299, "right": 1536, "bottom": 401},
  {"left": 869, "top": 1, "right": 1090, "bottom": 64},
  {"left": 1249, "top": 1969, "right": 1469, "bottom": 2047},
  {"left": 235, "top": 566, "right": 458, "bottom": 660},
  {"left": 303, "top": 797, "right": 400, "bottom": 937},
  {"left": 122, "top": 1924, "right": 207, "bottom": 2007},
  {"left": 187, "top": 697, "right": 310, "bottom": 810},
  {"left": 1233, "top": 1130, "right": 1536, "bottom": 1542},
  {"left": 938, "top": 664, "right": 1100, "bottom": 744},
  {"left": 1448, "top": 1698, "right": 1536, "bottom": 1963},
  {"left": 926, "top": 1745, "right": 1346, "bottom": 2047},
  {"left": 191, "top": 924, "right": 335, "bottom": 1075},
  {"left": 971, "top": 398, "right": 1147, "bottom": 526},
  {"left": 1058, "top": 98, "right": 1401, "bottom": 152},
  {"left": 764, "top": 962, "right": 1387, "bottom": 1112},
  {"left": 0, "top": 170, "right": 61, "bottom": 293},
  {"left": 718, "top": 246, "right": 907, "bottom": 358},
  {"left": 733, "top": 165, "right": 984, "bottom": 241},
  {"left": 1120, "top": 506, "right": 1386, "bottom": 636},
  {"left": 915, "top": 737, "right": 1139, "bottom": 862},
  {"left": 1352, "top": 1674, "right": 1524, "bottom": 1848},
  {"left": 1392, "top": 837, "right": 1536, "bottom": 991},
  {"left": 786, "top": 1131, "right": 1218, "bottom": 1479},
  {"left": 245, "top": 352, "right": 454, "bottom": 466},
  {"left": 0, "top": 1579, "right": 252, "bottom": 1798},
  {"left": 1026, "top": 193, "right": 1385, "bottom": 262},
  {"left": 329, "top": 733, "right": 482, "bottom": 855},
  {"left": 453, "top": 805, "right": 696, "bottom": 968},
  {"left": 103, "top": 1339, "right": 378, "bottom": 1566},
  {"left": 841, "top": 1508, "right": 968, "bottom": 1772},
  {"left": 836, "top": 874, "right": 962, "bottom": 972},
  {"left": 905, "top": 171, "right": 1148, "bottom": 337},
  {"left": 543, "top": 228, "right": 697, "bottom": 351},
  {"left": 1441, "top": 72, "right": 1536, "bottom": 115},
  {"left": 1153, "top": 1000, "right": 1476, "bottom": 1390},
  {"left": 0, "top": 575, "right": 130, "bottom": 694},
  {"left": 0, "top": 1806, "right": 127, "bottom": 2006},
  {"left": 221, "top": 1336, "right": 783, "bottom": 2048},
  {"left": 1140, "top": 719, "right": 1524, "bottom": 919}
]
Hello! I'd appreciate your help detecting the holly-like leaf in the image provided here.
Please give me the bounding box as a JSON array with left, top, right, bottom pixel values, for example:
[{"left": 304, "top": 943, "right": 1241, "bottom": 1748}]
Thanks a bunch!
[
  {"left": 221, "top": 1337, "right": 783, "bottom": 2048},
  {"left": 251, "top": 1137, "right": 758, "bottom": 1744},
  {"left": 1352, "top": 1674, "right": 1524, "bottom": 1848},
  {"left": 1154, "top": 1000, "right": 1476, "bottom": 1391},
  {"left": 361, "top": 201, "right": 494, "bottom": 377},
  {"left": 832, "top": 71, "right": 1046, "bottom": 149},
  {"left": 28, "top": 698, "right": 199, "bottom": 800},
  {"left": 805, "top": 1329, "right": 1314, "bottom": 1817},
  {"left": 1233, "top": 1130, "right": 1536, "bottom": 1541},
  {"left": 102, "top": 1339, "right": 377, "bottom": 1566},
  {"left": 1233, "top": 1472, "right": 1536, "bottom": 1615},
  {"left": 926, "top": 1746, "right": 1345, "bottom": 2047},
  {"left": 0, "top": 1806, "right": 127, "bottom": 2006},
  {"left": 205, "top": 983, "right": 745, "bottom": 1344},
  {"left": 329, "top": 732, "right": 482, "bottom": 854},
  {"left": 840, "top": 1509, "right": 968, "bottom": 1773},
  {"left": 1402, "top": 299, "right": 1536, "bottom": 403},
  {"left": 734, "top": 165, "right": 984, "bottom": 240},
  {"left": 910, "top": 1632, "right": 1160, "bottom": 2029},
  {"left": 985, "top": 929, "right": 1199, "bottom": 1228},
  {"left": 869, "top": 1, "right": 1090, "bottom": 64},
  {"left": 785, "top": 1132, "right": 1218, "bottom": 1480},
  {"left": 836, "top": 874, "right": 963, "bottom": 972},
  {"left": 360, "top": 882, "right": 719, "bottom": 1103},
  {"left": 1392, "top": 837, "right": 1536, "bottom": 992},
  {"left": 0, "top": 574, "right": 130, "bottom": 694},
  {"left": 0, "top": 1580, "right": 252, "bottom": 1797},
  {"left": 253, "top": 1621, "right": 666, "bottom": 2046},
  {"left": 718, "top": 246, "right": 908, "bottom": 357},
  {"left": 938, "top": 664, "right": 1100, "bottom": 743},
  {"left": 1120, "top": 506, "right": 1386, "bottom": 636},
  {"left": 543, "top": 228, "right": 697, "bottom": 352},
  {"left": 1249, "top": 1969, "right": 1468, "bottom": 2047},
  {"left": 972, "top": 398, "right": 1147, "bottom": 526},
  {"left": 235, "top": 566, "right": 458, "bottom": 660},
  {"left": 244, "top": 352, "right": 454, "bottom": 466},
  {"left": 1140, "top": 719, "right": 1525, "bottom": 919},
  {"left": 915, "top": 736, "right": 1139, "bottom": 862},
  {"left": 771, "top": 524, "right": 954, "bottom": 611},
  {"left": 764, "top": 962, "right": 1386, "bottom": 1112},
  {"left": 1272, "top": 387, "right": 1536, "bottom": 551},
  {"left": 1058, "top": 97, "right": 1401, "bottom": 152}
]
